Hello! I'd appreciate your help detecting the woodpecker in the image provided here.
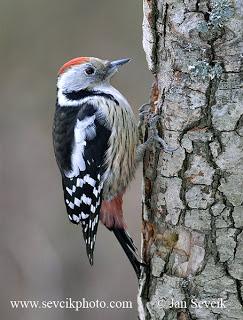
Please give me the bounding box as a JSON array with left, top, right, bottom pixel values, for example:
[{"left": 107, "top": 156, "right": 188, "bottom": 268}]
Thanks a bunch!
[{"left": 53, "top": 56, "right": 145, "bottom": 278}]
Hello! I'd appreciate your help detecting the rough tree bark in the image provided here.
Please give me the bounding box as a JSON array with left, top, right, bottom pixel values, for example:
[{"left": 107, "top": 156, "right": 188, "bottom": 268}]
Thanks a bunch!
[{"left": 138, "top": 0, "right": 243, "bottom": 319}]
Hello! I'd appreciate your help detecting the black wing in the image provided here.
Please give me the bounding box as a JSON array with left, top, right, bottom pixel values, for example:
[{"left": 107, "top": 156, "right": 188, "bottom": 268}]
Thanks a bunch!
[
  {"left": 62, "top": 161, "right": 104, "bottom": 265},
  {"left": 54, "top": 102, "right": 111, "bottom": 264}
]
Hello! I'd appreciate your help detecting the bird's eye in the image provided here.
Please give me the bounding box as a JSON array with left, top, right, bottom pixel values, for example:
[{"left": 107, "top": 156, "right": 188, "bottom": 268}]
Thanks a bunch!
[{"left": 85, "top": 66, "right": 95, "bottom": 75}]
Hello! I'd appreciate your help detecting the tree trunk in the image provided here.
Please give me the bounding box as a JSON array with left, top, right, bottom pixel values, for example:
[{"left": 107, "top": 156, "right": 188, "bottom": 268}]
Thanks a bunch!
[{"left": 138, "top": 0, "right": 243, "bottom": 319}]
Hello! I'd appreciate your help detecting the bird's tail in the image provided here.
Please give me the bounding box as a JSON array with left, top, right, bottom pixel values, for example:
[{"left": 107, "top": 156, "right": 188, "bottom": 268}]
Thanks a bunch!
[{"left": 112, "top": 228, "right": 145, "bottom": 279}]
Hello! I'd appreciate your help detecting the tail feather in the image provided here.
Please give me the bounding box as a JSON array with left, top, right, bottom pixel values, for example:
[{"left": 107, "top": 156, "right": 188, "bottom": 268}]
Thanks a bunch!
[{"left": 113, "top": 228, "right": 145, "bottom": 279}]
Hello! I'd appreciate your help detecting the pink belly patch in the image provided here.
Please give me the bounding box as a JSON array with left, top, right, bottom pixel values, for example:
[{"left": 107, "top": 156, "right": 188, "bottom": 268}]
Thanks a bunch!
[{"left": 100, "top": 193, "right": 126, "bottom": 229}]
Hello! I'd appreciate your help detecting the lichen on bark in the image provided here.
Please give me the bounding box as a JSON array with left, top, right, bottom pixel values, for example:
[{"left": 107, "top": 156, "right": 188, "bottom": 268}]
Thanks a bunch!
[{"left": 139, "top": 0, "right": 243, "bottom": 319}]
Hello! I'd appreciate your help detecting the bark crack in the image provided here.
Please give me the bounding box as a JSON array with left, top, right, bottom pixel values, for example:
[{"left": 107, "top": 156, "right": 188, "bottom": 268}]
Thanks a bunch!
[{"left": 163, "top": 3, "right": 169, "bottom": 48}]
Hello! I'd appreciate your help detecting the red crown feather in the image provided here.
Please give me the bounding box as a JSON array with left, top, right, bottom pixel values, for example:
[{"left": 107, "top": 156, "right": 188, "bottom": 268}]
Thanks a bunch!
[{"left": 58, "top": 57, "right": 90, "bottom": 75}]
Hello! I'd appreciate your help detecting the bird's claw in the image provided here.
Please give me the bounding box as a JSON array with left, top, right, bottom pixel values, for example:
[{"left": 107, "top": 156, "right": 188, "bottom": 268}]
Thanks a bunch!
[
  {"left": 139, "top": 103, "right": 151, "bottom": 122},
  {"left": 139, "top": 103, "right": 151, "bottom": 113},
  {"left": 142, "top": 134, "right": 177, "bottom": 154},
  {"left": 153, "top": 134, "right": 178, "bottom": 154},
  {"left": 138, "top": 103, "right": 177, "bottom": 154},
  {"left": 148, "top": 114, "right": 161, "bottom": 128}
]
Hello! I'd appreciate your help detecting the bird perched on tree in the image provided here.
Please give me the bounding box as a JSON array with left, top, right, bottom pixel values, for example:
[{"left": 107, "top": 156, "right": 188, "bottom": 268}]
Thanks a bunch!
[{"left": 53, "top": 56, "right": 158, "bottom": 278}]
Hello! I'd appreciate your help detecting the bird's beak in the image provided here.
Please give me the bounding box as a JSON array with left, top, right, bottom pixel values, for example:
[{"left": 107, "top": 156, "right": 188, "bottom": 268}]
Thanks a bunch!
[
  {"left": 110, "top": 58, "right": 131, "bottom": 68},
  {"left": 106, "top": 58, "right": 131, "bottom": 78}
]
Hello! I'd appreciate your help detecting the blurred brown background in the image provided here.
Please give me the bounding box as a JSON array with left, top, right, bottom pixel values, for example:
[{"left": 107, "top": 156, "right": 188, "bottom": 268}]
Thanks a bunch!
[{"left": 0, "top": 0, "right": 152, "bottom": 319}]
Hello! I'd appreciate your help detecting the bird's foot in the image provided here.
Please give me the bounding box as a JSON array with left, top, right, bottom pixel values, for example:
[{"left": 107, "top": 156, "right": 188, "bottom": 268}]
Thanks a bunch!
[
  {"left": 151, "top": 133, "right": 177, "bottom": 154},
  {"left": 141, "top": 134, "right": 177, "bottom": 155},
  {"left": 137, "top": 103, "right": 177, "bottom": 161},
  {"left": 147, "top": 114, "right": 177, "bottom": 154},
  {"left": 138, "top": 103, "right": 151, "bottom": 132}
]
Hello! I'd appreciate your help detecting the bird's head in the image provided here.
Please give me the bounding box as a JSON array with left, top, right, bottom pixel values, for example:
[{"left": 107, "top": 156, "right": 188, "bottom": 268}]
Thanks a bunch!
[{"left": 57, "top": 57, "right": 130, "bottom": 94}]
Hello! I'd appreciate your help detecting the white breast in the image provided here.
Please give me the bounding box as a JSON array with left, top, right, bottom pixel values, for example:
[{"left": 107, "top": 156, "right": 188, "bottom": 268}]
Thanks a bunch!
[{"left": 94, "top": 85, "right": 138, "bottom": 199}]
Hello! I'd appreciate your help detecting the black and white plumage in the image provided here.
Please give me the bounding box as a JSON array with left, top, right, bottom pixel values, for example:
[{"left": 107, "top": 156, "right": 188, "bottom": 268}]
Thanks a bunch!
[
  {"left": 53, "top": 102, "right": 110, "bottom": 264},
  {"left": 53, "top": 56, "right": 144, "bottom": 277}
]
